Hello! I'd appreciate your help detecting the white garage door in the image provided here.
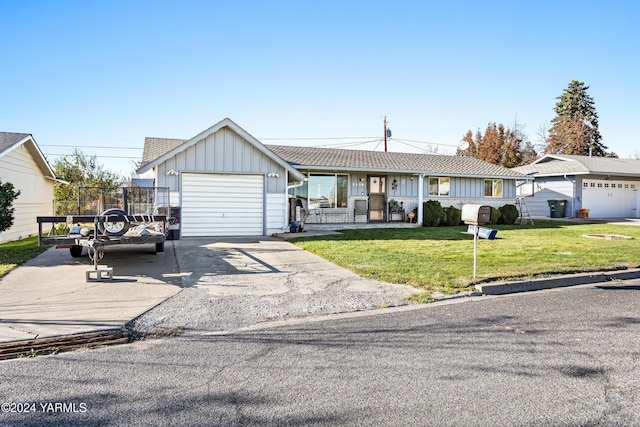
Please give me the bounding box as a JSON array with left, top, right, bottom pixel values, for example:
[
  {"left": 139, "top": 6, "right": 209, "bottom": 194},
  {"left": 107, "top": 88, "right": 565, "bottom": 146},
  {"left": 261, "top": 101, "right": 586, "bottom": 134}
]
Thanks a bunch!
[
  {"left": 181, "top": 173, "right": 264, "bottom": 236},
  {"left": 582, "top": 179, "right": 637, "bottom": 218}
]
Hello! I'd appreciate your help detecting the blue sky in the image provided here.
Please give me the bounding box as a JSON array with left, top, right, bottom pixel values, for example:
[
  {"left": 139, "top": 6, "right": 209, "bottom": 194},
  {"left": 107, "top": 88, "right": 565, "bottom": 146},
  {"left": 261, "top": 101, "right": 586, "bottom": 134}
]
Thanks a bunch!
[{"left": 1, "top": 1, "right": 638, "bottom": 176}]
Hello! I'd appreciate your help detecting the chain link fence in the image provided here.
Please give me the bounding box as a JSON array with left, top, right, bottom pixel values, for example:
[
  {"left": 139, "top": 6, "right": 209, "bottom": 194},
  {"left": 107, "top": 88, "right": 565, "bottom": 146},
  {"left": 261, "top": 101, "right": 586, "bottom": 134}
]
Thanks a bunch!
[{"left": 54, "top": 187, "right": 171, "bottom": 216}]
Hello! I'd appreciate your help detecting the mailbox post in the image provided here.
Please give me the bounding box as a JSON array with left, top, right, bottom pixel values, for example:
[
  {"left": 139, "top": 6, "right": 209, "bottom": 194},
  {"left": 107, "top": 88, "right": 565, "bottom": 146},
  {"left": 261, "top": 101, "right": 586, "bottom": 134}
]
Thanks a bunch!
[{"left": 461, "top": 204, "right": 492, "bottom": 279}]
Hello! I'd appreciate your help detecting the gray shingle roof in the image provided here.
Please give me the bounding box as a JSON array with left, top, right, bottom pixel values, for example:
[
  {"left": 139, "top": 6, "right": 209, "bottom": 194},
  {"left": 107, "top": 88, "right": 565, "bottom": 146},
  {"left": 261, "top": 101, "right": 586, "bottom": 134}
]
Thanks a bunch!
[
  {"left": 140, "top": 133, "right": 525, "bottom": 178},
  {"left": 266, "top": 145, "right": 525, "bottom": 178},
  {"left": 0, "top": 132, "right": 30, "bottom": 155},
  {"left": 141, "top": 137, "right": 186, "bottom": 166},
  {"left": 514, "top": 154, "right": 640, "bottom": 177}
]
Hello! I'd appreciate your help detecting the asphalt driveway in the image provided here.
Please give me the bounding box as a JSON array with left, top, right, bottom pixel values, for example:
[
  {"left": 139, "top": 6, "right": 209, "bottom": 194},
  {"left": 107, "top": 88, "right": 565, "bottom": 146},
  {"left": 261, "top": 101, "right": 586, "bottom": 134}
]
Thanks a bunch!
[{"left": 131, "top": 237, "right": 419, "bottom": 334}]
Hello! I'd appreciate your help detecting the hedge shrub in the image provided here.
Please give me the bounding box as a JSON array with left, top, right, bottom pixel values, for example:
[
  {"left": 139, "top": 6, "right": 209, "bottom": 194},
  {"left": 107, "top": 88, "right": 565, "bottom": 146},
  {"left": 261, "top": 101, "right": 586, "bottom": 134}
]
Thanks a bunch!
[
  {"left": 444, "top": 206, "right": 462, "bottom": 226},
  {"left": 498, "top": 204, "right": 519, "bottom": 225},
  {"left": 490, "top": 207, "right": 501, "bottom": 225},
  {"left": 423, "top": 200, "right": 446, "bottom": 227}
]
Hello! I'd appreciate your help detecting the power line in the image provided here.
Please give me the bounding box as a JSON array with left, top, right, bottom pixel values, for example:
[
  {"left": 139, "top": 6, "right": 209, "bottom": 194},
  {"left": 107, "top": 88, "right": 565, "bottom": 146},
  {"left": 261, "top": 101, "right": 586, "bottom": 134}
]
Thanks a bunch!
[
  {"left": 312, "top": 138, "right": 383, "bottom": 148},
  {"left": 392, "top": 137, "right": 459, "bottom": 148},
  {"left": 260, "top": 136, "right": 377, "bottom": 141},
  {"left": 39, "top": 144, "right": 141, "bottom": 150},
  {"left": 43, "top": 153, "right": 140, "bottom": 160}
]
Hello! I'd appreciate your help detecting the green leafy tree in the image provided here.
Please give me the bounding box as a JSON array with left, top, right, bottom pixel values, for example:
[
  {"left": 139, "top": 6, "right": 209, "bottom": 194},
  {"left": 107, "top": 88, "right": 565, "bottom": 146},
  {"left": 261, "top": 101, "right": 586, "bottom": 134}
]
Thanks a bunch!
[
  {"left": 457, "top": 123, "right": 526, "bottom": 167},
  {"left": 545, "top": 80, "right": 612, "bottom": 157},
  {"left": 0, "top": 180, "right": 20, "bottom": 233},
  {"left": 52, "top": 149, "right": 124, "bottom": 215}
]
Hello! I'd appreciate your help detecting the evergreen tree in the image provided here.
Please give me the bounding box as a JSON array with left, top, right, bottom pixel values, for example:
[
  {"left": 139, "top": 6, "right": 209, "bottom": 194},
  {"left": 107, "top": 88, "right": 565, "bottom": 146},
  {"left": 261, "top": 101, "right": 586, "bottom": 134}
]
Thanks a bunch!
[
  {"left": 546, "top": 80, "right": 609, "bottom": 157},
  {"left": 0, "top": 180, "right": 20, "bottom": 233}
]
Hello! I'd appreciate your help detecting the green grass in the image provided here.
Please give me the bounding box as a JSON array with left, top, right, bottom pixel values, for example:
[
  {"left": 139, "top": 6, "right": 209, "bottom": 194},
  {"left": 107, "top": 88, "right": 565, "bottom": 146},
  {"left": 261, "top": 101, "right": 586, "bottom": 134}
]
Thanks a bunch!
[
  {"left": 0, "top": 236, "right": 48, "bottom": 278},
  {"left": 291, "top": 221, "right": 640, "bottom": 294}
]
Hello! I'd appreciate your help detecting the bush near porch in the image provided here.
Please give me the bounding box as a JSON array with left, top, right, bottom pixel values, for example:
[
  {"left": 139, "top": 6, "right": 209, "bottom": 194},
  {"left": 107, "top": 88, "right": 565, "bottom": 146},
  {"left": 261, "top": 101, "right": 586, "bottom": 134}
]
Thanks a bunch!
[
  {"left": 291, "top": 221, "right": 640, "bottom": 295},
  {"left": 422, "top": 201, "right": 519, "bottom": 227}
]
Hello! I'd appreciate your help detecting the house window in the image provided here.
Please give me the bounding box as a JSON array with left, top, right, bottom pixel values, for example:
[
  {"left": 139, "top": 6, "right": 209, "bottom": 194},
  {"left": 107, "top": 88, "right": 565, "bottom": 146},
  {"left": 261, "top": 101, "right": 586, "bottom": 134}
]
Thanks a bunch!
[
  {"left": 484, "top": 179, "right": 503, "bottom": 197},
  {"left": 304, "top": 174, "right": 348, "bottom": 208},
  {"left": 428, "top": 177, "right": 450, "bottom": 196},
  {"left": 583, "top": 182, "right": 588, "bottom": 188}
]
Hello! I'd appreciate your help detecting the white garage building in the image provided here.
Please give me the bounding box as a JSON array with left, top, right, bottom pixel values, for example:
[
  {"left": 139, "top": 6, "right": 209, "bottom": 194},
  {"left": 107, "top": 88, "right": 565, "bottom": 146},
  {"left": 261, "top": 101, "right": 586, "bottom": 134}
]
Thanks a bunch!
[
  {"left": 514, "top": 154, "right": 640, "bottom": 219},
  {"left": 137, "top": 119, "right": 305, "bottom": 237}
]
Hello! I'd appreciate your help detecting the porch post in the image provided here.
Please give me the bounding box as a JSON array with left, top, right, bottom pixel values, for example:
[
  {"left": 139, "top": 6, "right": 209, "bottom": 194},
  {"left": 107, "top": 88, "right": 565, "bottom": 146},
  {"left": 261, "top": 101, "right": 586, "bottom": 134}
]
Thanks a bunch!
[{"left": 417, "top": 174, "right": 424, "bottom": 225}]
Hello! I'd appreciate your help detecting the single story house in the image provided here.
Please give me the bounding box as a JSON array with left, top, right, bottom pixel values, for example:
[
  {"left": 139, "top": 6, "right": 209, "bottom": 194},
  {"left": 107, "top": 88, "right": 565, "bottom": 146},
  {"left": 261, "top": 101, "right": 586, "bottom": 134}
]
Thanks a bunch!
[
  {"left": 513, "top": 154, "right": 640, "bottom": 218},
  {"left": 137, "top": 118, "right": 528, "bottom": 237},
  {"left": 0, "top": 133, "right": 56, "bottom": 243}
]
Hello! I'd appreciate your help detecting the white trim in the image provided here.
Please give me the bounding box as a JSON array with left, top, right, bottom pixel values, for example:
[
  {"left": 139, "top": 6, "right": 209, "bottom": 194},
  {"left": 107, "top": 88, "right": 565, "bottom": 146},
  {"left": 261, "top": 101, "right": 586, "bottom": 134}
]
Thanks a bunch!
[{"left": 417, "top": 173, "right": 424, "bottom": 225}]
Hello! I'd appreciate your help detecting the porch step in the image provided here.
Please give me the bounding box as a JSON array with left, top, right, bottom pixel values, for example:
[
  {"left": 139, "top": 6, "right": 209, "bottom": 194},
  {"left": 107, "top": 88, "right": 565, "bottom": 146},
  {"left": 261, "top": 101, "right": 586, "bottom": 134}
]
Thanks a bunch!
[{"left": 303, "top": 222, "right": 420, "bottom": 231}]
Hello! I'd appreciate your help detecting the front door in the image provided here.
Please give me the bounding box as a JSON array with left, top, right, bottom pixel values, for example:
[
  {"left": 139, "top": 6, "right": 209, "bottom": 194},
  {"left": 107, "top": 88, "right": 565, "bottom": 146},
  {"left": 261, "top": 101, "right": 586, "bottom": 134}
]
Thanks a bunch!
[{"left": 368, "top": 175, "right": 387, "bottom": 221}]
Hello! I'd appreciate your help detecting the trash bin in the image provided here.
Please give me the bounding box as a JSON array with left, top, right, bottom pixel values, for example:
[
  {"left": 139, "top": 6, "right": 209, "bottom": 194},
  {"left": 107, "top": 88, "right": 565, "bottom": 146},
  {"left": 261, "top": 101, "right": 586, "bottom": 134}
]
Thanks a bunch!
[
  {"left": 167, "top": 206, "right": 181, "bottom": 240},
  {"left": 548, "top": 199, "right": 567, "bottom": 218}
]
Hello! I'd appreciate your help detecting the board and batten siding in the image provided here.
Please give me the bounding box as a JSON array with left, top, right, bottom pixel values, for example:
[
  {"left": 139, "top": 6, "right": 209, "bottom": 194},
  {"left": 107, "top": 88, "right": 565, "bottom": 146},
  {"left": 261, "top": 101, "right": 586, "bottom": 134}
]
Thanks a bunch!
[
  {"left": 155, "top": 127, "right": 287, "bottom": 195},
  {"left": 266, "top": 193, "right": 287, "bottom": 234},
  {"left": 422, "top": 176, "right": 517, "bottom": 199},
  {"left": 0, "top": 144, "right": 53, "bottom": 243},
  {"left": 154, "top": 127, "right": 291, "bottom": 236}
]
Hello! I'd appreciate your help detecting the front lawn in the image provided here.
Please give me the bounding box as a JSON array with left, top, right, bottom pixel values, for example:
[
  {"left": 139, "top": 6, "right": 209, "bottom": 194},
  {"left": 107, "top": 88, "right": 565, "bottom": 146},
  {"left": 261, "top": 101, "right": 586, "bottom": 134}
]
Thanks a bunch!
[
  {"left": 291, "top": 221, "right": 640, "bottom": 294},
  {"left": 0, "top": 236, "right": 48, "bottom": 278}
]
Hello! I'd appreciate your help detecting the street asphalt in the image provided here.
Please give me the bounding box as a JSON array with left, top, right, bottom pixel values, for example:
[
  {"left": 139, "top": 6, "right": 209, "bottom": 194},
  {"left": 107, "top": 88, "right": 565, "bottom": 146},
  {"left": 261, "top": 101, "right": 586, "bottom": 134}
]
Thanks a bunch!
[
  {"left": 0, "top": 279, "right": 638, "bottom": 426},
  {"left": 1, "top": 229, "right": 639, "bottom": 344}
]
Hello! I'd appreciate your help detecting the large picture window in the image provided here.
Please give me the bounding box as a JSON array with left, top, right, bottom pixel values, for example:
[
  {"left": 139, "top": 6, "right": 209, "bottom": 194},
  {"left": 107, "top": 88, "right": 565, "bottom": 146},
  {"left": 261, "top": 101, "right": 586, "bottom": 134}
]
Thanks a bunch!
[
  {"left": 301, "top": 174, "right": 348, "bottom": 208},
  {"left": 428, "top": 177, "right": 450, "bottom": 196},
  {"left": 484, "top": 179, "right": 503, "bottom": 197}
]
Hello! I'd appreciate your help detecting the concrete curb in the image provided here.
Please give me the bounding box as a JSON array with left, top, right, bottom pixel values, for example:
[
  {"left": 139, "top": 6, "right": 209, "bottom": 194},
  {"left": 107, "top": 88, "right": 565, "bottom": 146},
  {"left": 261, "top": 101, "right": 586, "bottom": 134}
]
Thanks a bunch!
[{"left": 475, "top": 268, "right": 640, "bottom": 295}]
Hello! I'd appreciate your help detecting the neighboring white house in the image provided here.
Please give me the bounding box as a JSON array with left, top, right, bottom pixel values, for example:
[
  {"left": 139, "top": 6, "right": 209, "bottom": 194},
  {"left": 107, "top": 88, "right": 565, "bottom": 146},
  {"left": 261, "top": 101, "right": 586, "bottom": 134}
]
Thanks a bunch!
[
  {"left": 513, "top": 154, "right": 640, "bottom": 218},
  {"left": 137, "top": 118, "right": 528, "bottom": 237},
  {"left": 0, "top": 133, "right": 56, "bottom": 243}
]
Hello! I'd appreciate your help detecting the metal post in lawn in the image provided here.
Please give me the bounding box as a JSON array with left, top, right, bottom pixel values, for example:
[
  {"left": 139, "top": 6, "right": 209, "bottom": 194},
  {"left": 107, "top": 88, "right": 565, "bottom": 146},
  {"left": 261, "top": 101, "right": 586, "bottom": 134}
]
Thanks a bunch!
[{"left": 473, "top": 225, "right": 478, "bottom": 279}]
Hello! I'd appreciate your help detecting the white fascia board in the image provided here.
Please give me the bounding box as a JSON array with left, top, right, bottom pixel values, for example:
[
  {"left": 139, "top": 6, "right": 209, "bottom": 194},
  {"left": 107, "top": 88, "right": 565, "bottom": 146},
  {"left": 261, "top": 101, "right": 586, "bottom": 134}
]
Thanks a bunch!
[
  {"left": 530, "top": 154, "right": 575, "bottom": 165},
  {"left": 298, "top": 165, "right": 424, "bottom": 175}
]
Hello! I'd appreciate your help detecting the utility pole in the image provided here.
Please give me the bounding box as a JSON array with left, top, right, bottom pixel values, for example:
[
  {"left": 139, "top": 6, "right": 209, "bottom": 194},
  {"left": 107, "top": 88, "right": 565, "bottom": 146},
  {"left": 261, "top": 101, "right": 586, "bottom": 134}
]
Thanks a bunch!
[{"left": 383, "top": 117, "right": 388, "bottom": 152}]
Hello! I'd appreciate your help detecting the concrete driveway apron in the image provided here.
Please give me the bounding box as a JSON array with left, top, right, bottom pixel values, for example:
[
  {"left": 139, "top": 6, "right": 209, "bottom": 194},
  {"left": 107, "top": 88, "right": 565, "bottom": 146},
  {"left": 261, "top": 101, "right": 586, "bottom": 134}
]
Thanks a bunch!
[{"left": 0, "top": 243, "right": 181, "bottom": 343}]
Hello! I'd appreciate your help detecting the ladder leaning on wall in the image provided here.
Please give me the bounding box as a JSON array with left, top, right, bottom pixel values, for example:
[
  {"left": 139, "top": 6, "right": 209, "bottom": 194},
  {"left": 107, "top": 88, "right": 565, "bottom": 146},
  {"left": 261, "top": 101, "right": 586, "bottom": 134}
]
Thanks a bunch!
[{"left": 516, "top": 197, "right": 534, "bottom": 225}]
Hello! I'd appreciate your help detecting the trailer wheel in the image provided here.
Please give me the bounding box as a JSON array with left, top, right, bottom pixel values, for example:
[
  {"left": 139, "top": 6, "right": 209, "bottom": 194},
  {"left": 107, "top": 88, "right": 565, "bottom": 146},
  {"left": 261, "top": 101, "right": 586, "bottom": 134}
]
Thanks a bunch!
[
  {"left": 155, "top": 241, "right": 165, "bottom": 254},
  {"left": 98, "top": 209, "right": 130, "bottom": 236},
  {"left": 69, "top": 245, "right": 83, "bottom": 257}
]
